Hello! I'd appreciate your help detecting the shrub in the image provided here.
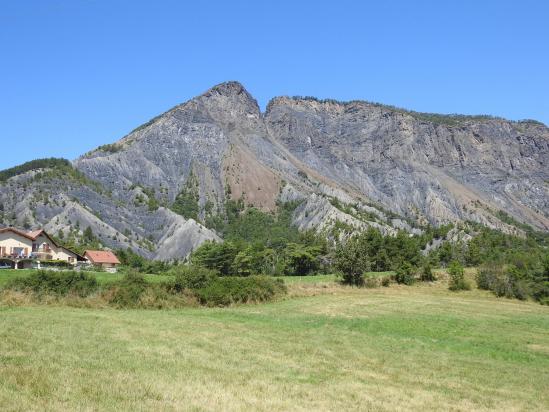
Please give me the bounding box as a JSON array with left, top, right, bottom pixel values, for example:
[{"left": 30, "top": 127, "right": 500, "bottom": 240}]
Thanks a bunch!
[
  {"left": 133, "top": 283, "right": 196, "bottom": 309},
  {"left": 448, "top": 261, "right": 471, "bottom": 291},
  {"left": 530, "top": 257, "right": 549, "bottom": 305},
  {"left": 476, "top": 264, "right": 529, "bottom": 300},
  {"left": 195, "top": 276, "right": 287, "bottom": 306},
  {"left": 337, "top": 270, "right": 365, "bottom": 287},
  {"left": 364, "top": 276, "right": 380, "bottom": 288},
  {"left": 395, "top": 263, "right": 416, "bottom": 285},
  {"left": 381, "top": 276, "right": 391, "bottom": 287},
  {"left": 476, "top": 264, "right": 498, "bottom": 291},
  {"left": 475, "top": 256, "right": 548, "bottom": 305},
  {"left": 106, "top": 272, "right": 148, "bottom": 307},
  {"left": 39, "top": 260, "right": 73, "bottom": 269},
  {"left": 420, "top": 263, "right": 436, "bottom": 282},
  {"left": 5, "top": 270, "right": 98, "bottom": 297},
  {"left": 169, "top": 265, "right": 217, "bottom": 292}
]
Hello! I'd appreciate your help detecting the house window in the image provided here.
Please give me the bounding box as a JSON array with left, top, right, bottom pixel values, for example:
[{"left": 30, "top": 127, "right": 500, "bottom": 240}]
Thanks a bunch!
[
  {"left": 13, "top": 247, "right": 24, "bottom": 257},
  {"left": 68, "top": 257, "right": 74, "bottom": 263}
]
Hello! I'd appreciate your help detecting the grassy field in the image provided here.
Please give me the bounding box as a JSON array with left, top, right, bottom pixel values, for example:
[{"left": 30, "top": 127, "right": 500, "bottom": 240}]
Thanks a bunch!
[{"left": 1, "top": 272, "right": 548, "bottom": 411}]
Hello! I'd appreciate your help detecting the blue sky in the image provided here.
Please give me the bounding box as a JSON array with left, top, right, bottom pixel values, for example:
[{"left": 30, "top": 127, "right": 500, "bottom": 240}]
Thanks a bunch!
[{"left": 1, "top": 0, "right": 548, "bottom": 169}]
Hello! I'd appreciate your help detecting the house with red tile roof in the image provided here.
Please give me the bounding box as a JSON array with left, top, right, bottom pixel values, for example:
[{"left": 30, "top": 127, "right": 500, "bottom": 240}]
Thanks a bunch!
[{"left": 84, "top": 250, "right": 121, "bottom": 272}]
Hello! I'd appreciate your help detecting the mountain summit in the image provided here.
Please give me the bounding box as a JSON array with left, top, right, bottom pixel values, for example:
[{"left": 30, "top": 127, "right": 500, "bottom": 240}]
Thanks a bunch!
[{"left": 1, "top": 82, "right": 548, "bottom": 259}]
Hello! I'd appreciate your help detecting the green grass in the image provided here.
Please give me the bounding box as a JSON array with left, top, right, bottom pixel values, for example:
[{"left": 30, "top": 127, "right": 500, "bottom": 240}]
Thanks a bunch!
[
  {"left": 281, "top": 271, "right": 394, "bottom": 285},
  {"left": 1, "top": 273, "right": 548, "bottom": 411},
  {"left": 0, "top": 269, "right": 171, "bottom": 287},
  {"left": 278, "top": 274, "right": 337, "bottom": 284}
]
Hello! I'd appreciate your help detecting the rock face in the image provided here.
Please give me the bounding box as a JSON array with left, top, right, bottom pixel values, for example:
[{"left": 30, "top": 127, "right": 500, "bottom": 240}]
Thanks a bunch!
[
  {"left": 1, "top": 81, "right": 548, "bottom": 259},
  {"left": 265, "top": 97, "right": 549, "bottom": 230}
]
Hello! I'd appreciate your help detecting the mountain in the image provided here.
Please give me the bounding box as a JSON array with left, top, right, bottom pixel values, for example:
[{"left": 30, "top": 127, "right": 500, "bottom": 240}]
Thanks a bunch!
[{"left": 1, "top": 81, "right": 548, "bottom": 259}]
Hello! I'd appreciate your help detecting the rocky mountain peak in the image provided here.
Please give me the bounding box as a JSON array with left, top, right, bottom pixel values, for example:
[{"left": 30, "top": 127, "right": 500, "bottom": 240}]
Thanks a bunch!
[
  {"left": 205, "top": 80, "right": 249, "bottom": 97},
  {"left": 198, "top": 81, "right": 260, "bottom": 114},
  {"left": 2, "top": 81, "right": 548, "bottom": 262}
]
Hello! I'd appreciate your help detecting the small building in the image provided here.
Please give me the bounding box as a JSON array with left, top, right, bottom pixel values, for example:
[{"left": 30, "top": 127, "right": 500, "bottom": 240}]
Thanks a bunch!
[
  {"left": 0, "top": 227, "right": 85, "bottom": 269},
  {"left": 84, "top": 250, "right": 121, "bottom": 272}
]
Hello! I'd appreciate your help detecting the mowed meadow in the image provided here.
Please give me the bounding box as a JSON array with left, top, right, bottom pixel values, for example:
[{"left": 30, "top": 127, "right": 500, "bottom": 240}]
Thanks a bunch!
[{"left": 1, "top": 271, "right": 548, "bottom": 411}]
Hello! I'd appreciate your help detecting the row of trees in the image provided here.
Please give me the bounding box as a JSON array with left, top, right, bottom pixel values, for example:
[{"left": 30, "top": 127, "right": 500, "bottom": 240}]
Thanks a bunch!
[
  {"left": 97, "top": 199, "right": 549, "bottom": 304},
  {"left": 190, "top": 241, "right": 325, "bottom": 277}
]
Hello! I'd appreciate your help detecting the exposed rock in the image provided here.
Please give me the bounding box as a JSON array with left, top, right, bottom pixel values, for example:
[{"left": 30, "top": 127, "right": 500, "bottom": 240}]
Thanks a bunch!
[
  {"left": 1, "top": 81, "right": 548, "bottom": 260},
  {"left": 153, "top": 208, "right": 220, "bottom": 261},
  {"left": 265, "top": 96, "right": 549, "bottom": 231},
  {"left": 292, "top": 193, "right": 397, "bottom": 237}
]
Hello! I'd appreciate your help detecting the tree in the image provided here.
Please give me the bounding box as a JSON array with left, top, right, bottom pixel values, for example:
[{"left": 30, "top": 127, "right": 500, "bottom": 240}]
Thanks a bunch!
[
  {"left": 283, "top": 243, "right": 320, "bottom": 276},
  {"left": 438, "top": 242, "right": 454, "bottom": 267},
  {"left": 116, "top": 248, "right": 147, "bottom": 270},
  {"left": 191, "top": 241, "right": 239, "bottom": 276},
  {"left": 171, "top": 189, "right": 199, "bottom": 220},
  {"left": 373, "top": 249, "right": 390, "bottom": 272},
  {"left": 531, "top": 255, "right": 549, "bottom": 304},
  {"left": 465, "top": 240, "right": 481, "bottom": 266},
  {"left": 83, "top": 226, "right": 95, "bottom": 243},
  {"left": 232, "top": 249, "right": 254, "bottom": 276},
  {"left": 420, "top": 262, "right": 436, "bottom": 282},
  {"left": 395, "top": 262, "right": 416, "bottom": 285},
  {"left": 448, "top": 260, "right": 470, "bottom": 291},
  {"left": 334, "top": 236, "right": 371, "bottom": 286}
]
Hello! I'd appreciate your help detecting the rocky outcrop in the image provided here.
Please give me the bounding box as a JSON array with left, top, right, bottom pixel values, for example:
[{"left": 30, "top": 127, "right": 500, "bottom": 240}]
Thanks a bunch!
[
  {"left": 265, "top": 96, "right": 549, "bottom": 231},
  {"left": 0, "top": 169, "right": 219, "bottom": 259},
  {"left": 1, "top": 81, "right": 547, "bottom": 260}
]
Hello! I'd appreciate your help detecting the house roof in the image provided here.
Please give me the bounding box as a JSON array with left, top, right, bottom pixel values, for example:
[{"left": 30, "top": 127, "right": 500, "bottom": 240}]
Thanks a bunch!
[
  {"left": 0, "top": 227, "right": 85, "bottom": 260},
  {"left": 26, "top": 229, "right": 44, "bottom": 238},
  {"left": 0, "top": 227, "right": 57, "bottom": 245},
  {"left": 0, "top": 227, "right": 42, "bottom": 242},
  {"left": 84, "top": 250, "right": 121, "bottom": 265}
]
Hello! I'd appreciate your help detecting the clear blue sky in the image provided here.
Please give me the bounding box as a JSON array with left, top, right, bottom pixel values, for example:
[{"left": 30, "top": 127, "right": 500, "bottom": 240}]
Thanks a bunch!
[{"left": 1, "top": 0, "right": 548, "bottom": 169}]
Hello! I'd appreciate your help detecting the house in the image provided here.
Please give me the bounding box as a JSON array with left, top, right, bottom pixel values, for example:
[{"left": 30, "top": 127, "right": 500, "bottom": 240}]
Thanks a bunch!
[
  {"left": 84, "top": 250, "right": 121, "bottom": 272},
  {"left": 0, "top": 227, "right": 85, "bottom": 269}
]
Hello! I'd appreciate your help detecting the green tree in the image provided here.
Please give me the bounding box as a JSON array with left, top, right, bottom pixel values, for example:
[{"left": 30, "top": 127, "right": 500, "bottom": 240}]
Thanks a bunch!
[
  {"left": 171, "top": 190, "right": 199, "bottom": 220},
  {"left": 83, "top": 226, "right": 95, "bottom": 243},
  {"left": 373, "top": 249, "right": 390, "bottom": 272},
  {"left": 334, "top": 236, "right": 371, "bottom": 286},
  {"left": 283, "top": 243, "right": 320, "bottom": 276},
  {"left": 395, "top": 262, "right": 416, "bottom": 285},
  {"left": 465, "top": 240, "right": 482, "bottom": 266},
  {"left": 191, "top": 241, "right": 240, "bottom": 276},
  {"left": 232, "top": 248, "right": 254, "bottom": 276},
  {"left": 448, "top": 260, "right": 470, "bottom": 291},
  {"left": 438, "top": 242, "right": 454, "bottom": 267},
  {"left": 420, "top": 262, "right": 436, "bottom": 282}
]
